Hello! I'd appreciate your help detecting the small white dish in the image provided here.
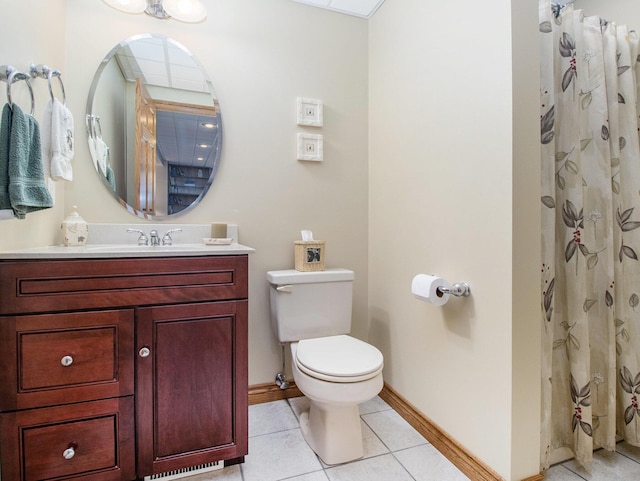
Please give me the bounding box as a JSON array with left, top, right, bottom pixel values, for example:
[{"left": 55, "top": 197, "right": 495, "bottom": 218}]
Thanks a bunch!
[{"left": 203, "top": 238, "right": 233, "bottom": 245}]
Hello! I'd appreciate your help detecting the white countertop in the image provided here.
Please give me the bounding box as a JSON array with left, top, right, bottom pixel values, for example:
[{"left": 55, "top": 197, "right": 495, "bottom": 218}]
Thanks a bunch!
[
  {"left": 0, "top": 243, "right": 255, "bottom": 259},
  {"left": 0, "top": 223, "right": 255, "bottom": 259}
]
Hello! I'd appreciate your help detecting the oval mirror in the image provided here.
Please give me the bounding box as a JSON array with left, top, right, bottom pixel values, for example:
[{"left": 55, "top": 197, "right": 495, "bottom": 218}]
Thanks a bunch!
[{"left": 86, "top": 34, "right": 222, "bottom": 219}]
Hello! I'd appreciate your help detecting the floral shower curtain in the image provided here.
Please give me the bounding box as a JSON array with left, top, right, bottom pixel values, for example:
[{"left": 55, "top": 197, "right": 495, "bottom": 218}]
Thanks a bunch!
[{"left": 539, "top": 0, "right": 640, "bottom": 471}]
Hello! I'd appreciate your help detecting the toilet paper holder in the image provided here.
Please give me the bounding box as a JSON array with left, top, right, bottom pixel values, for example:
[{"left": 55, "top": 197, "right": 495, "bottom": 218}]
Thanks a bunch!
[{"left": 437, "top": 282, "right": 471, "bottom": 297}]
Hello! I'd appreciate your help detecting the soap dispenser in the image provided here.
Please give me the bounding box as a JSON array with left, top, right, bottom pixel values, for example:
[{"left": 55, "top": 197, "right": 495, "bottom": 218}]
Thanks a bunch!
[{"left": 61, "top": 206, "right": 88, "bottom": 246}]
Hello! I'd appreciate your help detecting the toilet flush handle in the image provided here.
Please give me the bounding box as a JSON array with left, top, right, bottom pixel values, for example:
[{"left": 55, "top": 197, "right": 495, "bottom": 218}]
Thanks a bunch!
[{"left": 276, "top": 285, "right": 293, "bottom": 293}]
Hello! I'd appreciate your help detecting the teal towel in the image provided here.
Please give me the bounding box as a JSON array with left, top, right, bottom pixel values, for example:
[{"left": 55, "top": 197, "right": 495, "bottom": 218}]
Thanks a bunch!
[
  {"left": 0, "top": 104, "right": 12, "bottom": 211},
  {"left": 7, "top": 104, "right": 53, "bottom": 219},
  {"left": 105, "top": 164, "right": 117, "bottom": 190}
]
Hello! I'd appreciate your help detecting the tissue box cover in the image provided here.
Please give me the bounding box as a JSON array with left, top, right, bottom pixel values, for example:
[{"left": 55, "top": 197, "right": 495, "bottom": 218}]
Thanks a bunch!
[{"left": 294, "top": 241, "right": 326, "bottom": 271}]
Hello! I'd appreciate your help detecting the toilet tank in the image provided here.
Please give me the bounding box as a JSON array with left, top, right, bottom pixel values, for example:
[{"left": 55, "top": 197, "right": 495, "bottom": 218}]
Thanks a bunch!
[{"left": 267, "top": 268, "right": 354, "bottom": 343}]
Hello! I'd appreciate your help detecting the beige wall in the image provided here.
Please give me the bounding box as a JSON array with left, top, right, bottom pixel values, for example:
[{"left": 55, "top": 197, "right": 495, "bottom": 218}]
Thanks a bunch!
[
  {"left": 0, "top": 0, "right": 66, "bottom": 248},
  {"left": 511, "top": 1, "right": 542, "bottom": 479},
  {"left": 368, "top": 0, "right": 540, "bottom": 479}
]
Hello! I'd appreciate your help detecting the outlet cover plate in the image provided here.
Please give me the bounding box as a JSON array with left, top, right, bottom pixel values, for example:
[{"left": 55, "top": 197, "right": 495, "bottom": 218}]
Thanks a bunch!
[
  {"left": 297, "top": 133, "right": 324, "bottom": 161},
  {"left": 297, "top": 97, "right": 323, "bottom": 127}
]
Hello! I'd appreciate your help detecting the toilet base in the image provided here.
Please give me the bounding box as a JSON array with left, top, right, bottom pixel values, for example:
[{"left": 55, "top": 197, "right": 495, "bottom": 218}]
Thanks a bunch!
[{"left": 299, "top": 400, "right": 364, "bottom": 465}]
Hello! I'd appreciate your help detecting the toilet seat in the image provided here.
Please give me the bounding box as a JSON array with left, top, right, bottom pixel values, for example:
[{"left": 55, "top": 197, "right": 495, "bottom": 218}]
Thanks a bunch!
[{"left": 294, "top": 335, "right": 383, "bottom": 383}]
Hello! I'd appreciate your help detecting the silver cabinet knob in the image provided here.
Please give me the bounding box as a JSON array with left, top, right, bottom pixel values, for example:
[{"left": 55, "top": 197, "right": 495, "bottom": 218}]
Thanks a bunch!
[
  {"left": 60, "top": 355, "right": 73, "bottom": 367},
  {"left": 139, "top": 347, "right": 150, "bottom": 358},
  {"left": 63, "top": 447, "right": 75, "bottom": 459}
]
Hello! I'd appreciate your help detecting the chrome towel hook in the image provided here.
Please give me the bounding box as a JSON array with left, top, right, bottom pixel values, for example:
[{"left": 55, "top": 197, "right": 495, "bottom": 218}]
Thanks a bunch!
[
  {"left": 0, "top": 65, "right": 35, "bottom": 115},
  {"left": 29, "top": 64, "right": 67, "bottom": 106}
]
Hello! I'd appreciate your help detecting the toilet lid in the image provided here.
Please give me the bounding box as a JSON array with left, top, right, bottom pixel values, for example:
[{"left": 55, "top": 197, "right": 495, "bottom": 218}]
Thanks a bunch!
[{"left": 295, "top": 335, "right": 383, "bottom": 382}]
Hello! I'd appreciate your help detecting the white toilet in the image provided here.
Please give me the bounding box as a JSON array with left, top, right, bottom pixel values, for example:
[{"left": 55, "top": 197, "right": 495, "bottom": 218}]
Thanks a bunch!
[{"left": 267, "top": 268, "right": 384, "bottom": 465}]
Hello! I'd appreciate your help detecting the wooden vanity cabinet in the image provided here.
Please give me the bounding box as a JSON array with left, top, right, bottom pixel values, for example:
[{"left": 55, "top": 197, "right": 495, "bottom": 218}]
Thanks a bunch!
[{"left": 0, "top": 255, "right": 249, "bottom": 481}]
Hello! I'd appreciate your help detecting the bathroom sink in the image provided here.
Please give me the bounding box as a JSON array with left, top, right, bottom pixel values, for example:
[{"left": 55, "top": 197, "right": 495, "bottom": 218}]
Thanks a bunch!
[
  {"left": 0, "top": 242, "right": 255, "bottom": 259},
  {"left": 81, "top": 243, "right": 255, "bottom": 256},
  {"left": 84, "top": 244, "right": 210, "bottom": 252},
  {"left": 0, "top": 223, "right": 255, "bottom": 259}
]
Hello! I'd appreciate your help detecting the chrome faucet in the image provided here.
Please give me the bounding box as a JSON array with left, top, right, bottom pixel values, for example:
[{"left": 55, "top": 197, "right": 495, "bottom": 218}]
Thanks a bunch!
[
  {"left": 162, "top": 228, "right": 182, "bottom": 246},
  {"left": 127, "top": 228, "right": 183, "bottom": 247},
  {"left": 149, "top": 230, "right": 160, "bottom": 246},
  {"left": 127, "top": 228, "right": 149, "bottom": 246}
]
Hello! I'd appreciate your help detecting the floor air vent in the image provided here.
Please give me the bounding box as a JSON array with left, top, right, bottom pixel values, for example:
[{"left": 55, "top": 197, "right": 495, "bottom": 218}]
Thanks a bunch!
[{"left": 144, "top": 461, "right": 224, "bottom": 481}]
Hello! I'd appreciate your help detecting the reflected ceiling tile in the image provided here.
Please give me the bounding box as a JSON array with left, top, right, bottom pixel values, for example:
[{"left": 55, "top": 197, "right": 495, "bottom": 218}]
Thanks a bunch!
[
  {"left": 136, "top": 58, "right": 168, "bottom": 78},
  {"left": 170, "top": 78, "right": 209, "bottom": 93},
  {"left": 129, "top": 41, "right": 166, "bottom": 62},
  {"left": 170, "top": 64, "right": 202, "bottom": 77},
  {"left": 142, "top": 73, "right": 171, "bottom": 88},
  {"left": 167, "top": 45, "right": 197, "bottom": 67}
]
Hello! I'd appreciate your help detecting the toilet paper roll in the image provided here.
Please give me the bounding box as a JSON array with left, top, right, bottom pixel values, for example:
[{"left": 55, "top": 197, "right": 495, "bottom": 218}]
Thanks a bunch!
[{"left": 411, "top": 274, "right": 450, "bottom": 306}]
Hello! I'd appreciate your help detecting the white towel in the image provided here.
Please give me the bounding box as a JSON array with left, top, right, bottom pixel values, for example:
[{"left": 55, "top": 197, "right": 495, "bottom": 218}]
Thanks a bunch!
[
  {"left": 95, "top": 137, "right": 109, "bottom": 176},
  {"left": 41, "top": 98, "right": 74, "bottom": 182},
  {"left": 88, "top": 135, "right": 98, "bottom": 172},
  {"left": 40, "top": 99, "right": 53, "bottom": 179},
  {"left": 40, "top": 100, "right": 56, "bottom": 198}
]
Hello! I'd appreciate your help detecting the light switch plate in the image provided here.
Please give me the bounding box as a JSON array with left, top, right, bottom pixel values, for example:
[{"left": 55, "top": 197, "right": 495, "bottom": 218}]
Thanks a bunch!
[
  {"left": 297, "top": 133, "right": 324, "bottom": 161},
  {"left": 297, "top": 97, "right": 323, "bottom": 127}
]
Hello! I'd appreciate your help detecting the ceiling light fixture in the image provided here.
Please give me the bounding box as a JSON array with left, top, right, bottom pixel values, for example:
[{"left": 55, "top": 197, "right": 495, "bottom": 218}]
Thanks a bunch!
[{"left": 102, "top": 0, "right": 207, "bottom": 23}]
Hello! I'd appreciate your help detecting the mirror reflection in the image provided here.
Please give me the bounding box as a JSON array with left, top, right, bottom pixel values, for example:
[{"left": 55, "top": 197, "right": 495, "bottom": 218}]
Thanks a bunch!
[{"left": 86, "top": 34, "right": 222, "bottom": 219}]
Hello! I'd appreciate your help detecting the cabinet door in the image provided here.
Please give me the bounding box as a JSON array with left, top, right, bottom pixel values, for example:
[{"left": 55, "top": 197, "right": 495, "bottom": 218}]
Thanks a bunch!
[{"left": 136, "top": 300, "right": 248, "bottom": 477}]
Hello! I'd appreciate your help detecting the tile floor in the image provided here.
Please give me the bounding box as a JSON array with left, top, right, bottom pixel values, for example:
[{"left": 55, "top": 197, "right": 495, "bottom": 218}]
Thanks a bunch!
[
  {"left": 180, "top": 395, "right": 640, "bottom": 481},
  {"left": 182, "top": 395, "right": 470, "bottom": 481},
  {"left": 545, "top": 442, "right": 640, "bottom": 480}
]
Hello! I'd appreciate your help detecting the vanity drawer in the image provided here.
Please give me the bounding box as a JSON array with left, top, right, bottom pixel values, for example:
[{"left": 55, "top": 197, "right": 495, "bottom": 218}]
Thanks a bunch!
[
  {"left": 0, "top": 397, "right": 135, "bottom": 481},
  {"left": 0, "top": 310, "right": 134, "bottom": 411},
  {"left": 0, "top": 255, "right": 248, "bottom": 314}
]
